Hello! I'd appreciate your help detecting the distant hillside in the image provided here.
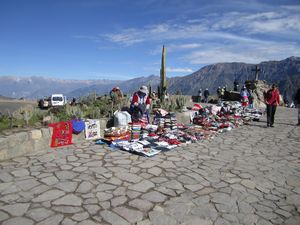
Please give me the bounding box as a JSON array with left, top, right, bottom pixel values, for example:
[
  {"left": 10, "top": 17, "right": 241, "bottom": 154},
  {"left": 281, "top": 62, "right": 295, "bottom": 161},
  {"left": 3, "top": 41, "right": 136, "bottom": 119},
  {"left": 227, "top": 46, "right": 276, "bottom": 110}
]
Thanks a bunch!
[
  {"left": 68, "top": 75, "right": 160, "bottom": 97},
  {"left": 1, "top": 56, "right": 299, "bottom": 101},
  {"left": 0, "top": 95, "right": 15, "bottom": 101},
  {"left": 0, "top": 76, "right": 119, "bottom": 99},
  {"left": 168, "top": 56, "right": 300, "bottom": 101}
]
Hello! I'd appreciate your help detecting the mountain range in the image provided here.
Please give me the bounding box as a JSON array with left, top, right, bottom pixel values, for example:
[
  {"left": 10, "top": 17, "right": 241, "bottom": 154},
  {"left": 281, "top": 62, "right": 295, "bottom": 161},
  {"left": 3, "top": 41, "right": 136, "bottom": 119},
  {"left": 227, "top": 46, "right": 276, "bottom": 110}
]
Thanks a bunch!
[{"left": 0, "top": 56, "right": 299, "bottom": 101}]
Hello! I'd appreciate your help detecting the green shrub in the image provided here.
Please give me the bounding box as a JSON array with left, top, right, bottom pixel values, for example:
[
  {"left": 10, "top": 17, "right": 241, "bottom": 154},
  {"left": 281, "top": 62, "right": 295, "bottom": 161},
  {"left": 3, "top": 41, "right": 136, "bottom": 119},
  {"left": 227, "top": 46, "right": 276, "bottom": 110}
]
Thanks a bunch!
[{"left": 0, "top": 114, "right": 12, "bottom": 130}]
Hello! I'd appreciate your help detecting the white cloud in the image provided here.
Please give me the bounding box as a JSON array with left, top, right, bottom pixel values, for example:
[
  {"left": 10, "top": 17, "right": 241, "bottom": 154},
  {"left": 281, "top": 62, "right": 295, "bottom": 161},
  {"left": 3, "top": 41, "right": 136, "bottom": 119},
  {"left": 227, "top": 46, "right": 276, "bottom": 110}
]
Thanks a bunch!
[
  {"left": 103, "top": 23, "right": 208, "bottom": 46},
  {"left": 281, "top": 5, "right": 300, "bottom": 11},
  {"left": 147, "top": 24, "right": 170, "bottom": 33},
  {"left": 175, "top": 43, "right": 202, "bottom": 49},
  {"left": 103, "top": 10, "right": 299, "bottom": 47},
  {"left": 104, "top": 28, "right": 145, "bottom": 46},
  {"left": 184, "top": 41, "right": 300, "bottom": 65},
  {"left": 166, "top": 67, "right": 193, "bottom": 73},
  {"left": 150, "top": 43, "right": 202, "bottom": 55},
  {"left": 93, "top": 3, "right": 300, "bottom": 67}
]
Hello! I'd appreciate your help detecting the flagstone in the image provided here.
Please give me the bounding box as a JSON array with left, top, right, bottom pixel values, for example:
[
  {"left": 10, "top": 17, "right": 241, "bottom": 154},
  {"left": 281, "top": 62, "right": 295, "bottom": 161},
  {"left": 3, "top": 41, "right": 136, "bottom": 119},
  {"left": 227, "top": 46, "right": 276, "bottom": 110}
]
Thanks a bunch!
[
  {"left": 0, "top": 203, "right": 30, "bottom": 216},
  {"left": 26, "top": 208, "right": 54, "bottom": 222},
  {"left": 2, "top": 217, "right": 34, "bottom": 225},
  {"left": 32, "top": 190, "right": 65, "bottom": 202},
  {"left": 113, "top": 206, "right": 144, "bottom": 223},
  {"left": 128, "top": 180, "right": 155, "bottom": 192}
]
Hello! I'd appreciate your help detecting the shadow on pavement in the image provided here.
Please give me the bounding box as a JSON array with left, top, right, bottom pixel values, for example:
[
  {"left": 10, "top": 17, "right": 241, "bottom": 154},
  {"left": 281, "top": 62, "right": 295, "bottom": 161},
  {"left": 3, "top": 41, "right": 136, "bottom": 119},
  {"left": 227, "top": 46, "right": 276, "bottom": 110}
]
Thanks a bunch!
[
  {"left": 249, "top": 120, "right": 297, "bottom": 127},
  {"left": 246, "top": 123, "right": 267, "bottom": 128}
]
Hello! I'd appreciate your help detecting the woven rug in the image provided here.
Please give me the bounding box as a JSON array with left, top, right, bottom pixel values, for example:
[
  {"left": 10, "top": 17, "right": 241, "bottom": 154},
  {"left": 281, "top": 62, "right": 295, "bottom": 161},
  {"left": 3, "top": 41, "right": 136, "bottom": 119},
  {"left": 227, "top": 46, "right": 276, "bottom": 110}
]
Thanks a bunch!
[{"left": 49, "top": 121, "right": 73, "bottom": 147}]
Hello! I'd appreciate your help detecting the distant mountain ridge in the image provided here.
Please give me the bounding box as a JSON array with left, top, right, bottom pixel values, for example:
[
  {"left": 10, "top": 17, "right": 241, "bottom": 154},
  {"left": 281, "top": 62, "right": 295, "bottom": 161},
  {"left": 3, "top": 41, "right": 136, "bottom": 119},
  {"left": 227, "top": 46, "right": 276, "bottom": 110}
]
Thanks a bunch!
[
  {"left": 168, "top": 56, "right": 300, "bottom": 101},
  {"left": 0, "top": 76, "right": 119, "bottom": 99},
  {"left": 0, "top": 56, "right": 299, "bottom": 101}
]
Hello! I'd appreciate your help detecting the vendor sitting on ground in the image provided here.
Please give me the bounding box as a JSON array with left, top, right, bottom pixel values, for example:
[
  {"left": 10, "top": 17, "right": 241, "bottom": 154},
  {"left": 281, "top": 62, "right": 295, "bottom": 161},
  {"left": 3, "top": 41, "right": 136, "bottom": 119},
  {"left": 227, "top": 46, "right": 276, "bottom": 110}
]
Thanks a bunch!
[{"left": 130, "top": 85, "right": 151, "bottom": 123}]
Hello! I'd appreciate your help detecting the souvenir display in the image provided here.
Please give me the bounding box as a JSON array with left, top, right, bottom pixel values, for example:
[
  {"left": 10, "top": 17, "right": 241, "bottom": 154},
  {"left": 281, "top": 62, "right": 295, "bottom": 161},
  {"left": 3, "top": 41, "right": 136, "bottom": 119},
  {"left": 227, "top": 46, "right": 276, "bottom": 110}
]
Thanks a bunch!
[
  {"left": 94, "top": 101, "right": 262, "bottom": 157},
  {"left": 49, "top": 121, "right": 73, "bottom": 147},
  {"left": 85, "top": 119, "right": 101, "bottom": 140}
]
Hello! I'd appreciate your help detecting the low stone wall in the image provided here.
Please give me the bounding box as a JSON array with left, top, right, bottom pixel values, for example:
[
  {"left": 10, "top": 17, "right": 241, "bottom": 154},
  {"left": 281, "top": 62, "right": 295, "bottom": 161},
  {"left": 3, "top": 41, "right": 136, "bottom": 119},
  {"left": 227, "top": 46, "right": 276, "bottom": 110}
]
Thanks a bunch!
[
  {"left": 0, "top": 128, "right": 52, "bottom": 161},
  {"left": 0, "top": 118, "right": 110, "bottom": 161}
]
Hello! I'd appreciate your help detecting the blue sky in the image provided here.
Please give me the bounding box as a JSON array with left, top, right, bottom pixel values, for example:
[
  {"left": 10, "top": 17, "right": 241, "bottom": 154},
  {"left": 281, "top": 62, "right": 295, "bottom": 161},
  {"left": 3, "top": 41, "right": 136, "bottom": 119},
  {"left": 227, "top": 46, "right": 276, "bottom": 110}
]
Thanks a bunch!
[{"left": 0, "top": 0, "right": 299, "bottom": 80}]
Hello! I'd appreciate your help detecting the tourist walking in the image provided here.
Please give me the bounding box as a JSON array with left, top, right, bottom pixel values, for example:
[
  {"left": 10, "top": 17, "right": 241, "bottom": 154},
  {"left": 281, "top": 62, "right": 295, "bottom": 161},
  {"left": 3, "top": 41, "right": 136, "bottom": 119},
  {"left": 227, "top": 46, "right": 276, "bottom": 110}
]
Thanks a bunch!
[
  {"left": 294, "top": 88, "right": 300, "bottom": 125},
  {"left": 264, "top": 84, "right": 280, "bottom": 127},
  {"left": 204, "top": 88, "right": 210, "bottom": 103}
]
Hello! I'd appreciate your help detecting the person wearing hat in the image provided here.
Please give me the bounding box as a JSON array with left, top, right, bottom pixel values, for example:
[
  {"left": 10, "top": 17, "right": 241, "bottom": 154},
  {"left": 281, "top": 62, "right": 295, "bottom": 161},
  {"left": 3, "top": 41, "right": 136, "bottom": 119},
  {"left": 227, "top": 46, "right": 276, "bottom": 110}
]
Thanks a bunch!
[
  {"left": 264, "top": 84, "right": 280, "bottom": 127},
  {"left": 130, "top": 86, "right": 151, "bottom": 123},
  {"left": 110, "top": 86, "right": 123, "bottom": 103}
]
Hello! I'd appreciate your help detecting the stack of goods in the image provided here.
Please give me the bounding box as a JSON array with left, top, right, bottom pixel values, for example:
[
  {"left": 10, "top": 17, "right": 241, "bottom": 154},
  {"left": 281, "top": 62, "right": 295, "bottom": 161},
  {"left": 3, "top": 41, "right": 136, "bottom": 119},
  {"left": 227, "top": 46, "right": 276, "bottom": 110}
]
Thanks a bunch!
[
  {"left": 129, "top": 123, "right": 142, "bottom": 140},
  {"left": 104, "top": 126, "right": 131, "bottom": 141},
  {"left": 164, "top": 112, "right": 178, "bottom": 131},
  {"left": 192, "top": 101, "right": 249, "bottom": 133},
  {"left": 97, "top": 101, "right": 261, "bottom": 157},
  {"left": 153, "top": 114, "right": 165, "bottom": 127}
]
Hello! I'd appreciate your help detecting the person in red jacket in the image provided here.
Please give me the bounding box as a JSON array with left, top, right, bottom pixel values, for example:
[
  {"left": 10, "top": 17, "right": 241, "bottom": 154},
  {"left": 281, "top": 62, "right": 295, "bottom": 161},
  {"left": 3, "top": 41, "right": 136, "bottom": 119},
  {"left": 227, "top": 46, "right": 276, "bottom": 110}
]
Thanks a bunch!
[
  {"left": 264, "top": 84, "right": 280, "bottom": 127},
  {"left": 130, "top": 86, "right": 151, "bottom": 123}
]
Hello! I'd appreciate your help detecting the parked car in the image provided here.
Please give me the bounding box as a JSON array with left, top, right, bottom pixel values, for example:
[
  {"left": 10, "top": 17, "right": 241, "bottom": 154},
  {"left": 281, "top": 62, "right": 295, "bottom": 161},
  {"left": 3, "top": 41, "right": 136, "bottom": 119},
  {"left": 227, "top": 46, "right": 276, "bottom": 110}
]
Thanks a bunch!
[{"left": 50, "top": 94, "right": 67, "bottom": 107}]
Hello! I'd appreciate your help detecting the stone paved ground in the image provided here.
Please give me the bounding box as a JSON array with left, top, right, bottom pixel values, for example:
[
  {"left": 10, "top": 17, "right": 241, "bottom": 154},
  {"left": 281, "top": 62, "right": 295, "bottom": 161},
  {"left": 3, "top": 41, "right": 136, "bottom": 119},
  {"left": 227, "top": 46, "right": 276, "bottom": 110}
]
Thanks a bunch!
[{"left": 0, "top": 107, "right": 299, "bottom": 225}]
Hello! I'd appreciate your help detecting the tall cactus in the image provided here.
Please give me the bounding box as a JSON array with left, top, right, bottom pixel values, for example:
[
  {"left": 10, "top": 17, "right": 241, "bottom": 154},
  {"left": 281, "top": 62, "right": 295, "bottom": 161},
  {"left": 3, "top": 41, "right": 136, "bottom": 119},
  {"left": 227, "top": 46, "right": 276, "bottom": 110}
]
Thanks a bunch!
[{"left": 160, "top": 45, "right": 167, "bottom": 102}]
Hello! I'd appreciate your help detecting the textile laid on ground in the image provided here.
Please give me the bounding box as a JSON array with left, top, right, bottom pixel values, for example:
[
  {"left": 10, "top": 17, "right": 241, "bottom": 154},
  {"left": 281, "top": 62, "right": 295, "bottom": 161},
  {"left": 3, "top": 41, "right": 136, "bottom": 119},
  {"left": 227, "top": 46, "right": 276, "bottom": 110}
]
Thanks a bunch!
[
  {"left": 97, "top": 101, "right": 262, "bottom": 157},
  {"left": 71, "top": 119, "right": 85, "bottom": 134},
  {"left": 85, "top": 119, "right": 101, "bottom": 140},
  {"left": 103, "top": 126, "right": 131, "bottom": 141},
  {"left": 49, "top": 121, "right": 73, "bottom": 147}
]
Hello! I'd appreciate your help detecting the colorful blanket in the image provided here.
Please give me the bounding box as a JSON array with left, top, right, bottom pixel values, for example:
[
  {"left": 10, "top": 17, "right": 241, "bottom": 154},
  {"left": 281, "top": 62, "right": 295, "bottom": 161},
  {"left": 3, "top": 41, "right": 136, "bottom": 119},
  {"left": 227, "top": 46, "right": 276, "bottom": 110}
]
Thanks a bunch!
[{"left": 49, "top": 121, "right": 73, "bottom": 147}]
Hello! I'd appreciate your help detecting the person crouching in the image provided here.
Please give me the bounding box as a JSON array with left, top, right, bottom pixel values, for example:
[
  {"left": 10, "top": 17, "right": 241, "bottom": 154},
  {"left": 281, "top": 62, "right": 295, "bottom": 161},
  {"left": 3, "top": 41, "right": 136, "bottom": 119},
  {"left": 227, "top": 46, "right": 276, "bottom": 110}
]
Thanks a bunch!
[{"left": 130, "top": 86, "right": 151, "bottom": 123}]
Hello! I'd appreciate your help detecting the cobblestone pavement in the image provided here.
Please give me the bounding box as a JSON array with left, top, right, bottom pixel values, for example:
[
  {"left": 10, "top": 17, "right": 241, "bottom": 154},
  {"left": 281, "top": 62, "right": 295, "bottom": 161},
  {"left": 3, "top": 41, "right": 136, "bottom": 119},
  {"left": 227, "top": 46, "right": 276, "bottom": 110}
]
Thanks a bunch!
[{"left": 0, "top": 107, "right": 299, "bottom": 225}]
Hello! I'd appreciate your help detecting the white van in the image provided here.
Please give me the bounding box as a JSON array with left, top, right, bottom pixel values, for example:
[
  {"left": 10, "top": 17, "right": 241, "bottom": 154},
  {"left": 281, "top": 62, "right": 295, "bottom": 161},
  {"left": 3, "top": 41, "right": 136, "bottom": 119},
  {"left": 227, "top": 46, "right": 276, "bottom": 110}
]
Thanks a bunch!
[{"left": 51, "top": 94, "right": 66, "bottom": 107}]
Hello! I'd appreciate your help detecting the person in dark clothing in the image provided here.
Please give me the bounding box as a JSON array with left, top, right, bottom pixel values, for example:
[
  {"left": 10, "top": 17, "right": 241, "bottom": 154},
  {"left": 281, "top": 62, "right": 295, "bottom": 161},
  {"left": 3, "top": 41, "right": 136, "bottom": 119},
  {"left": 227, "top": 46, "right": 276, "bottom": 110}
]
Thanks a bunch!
[
  {"left": 204, "top": 88, "right": 210, "bottom": 103},
  {"left": 248, "top": 92, "right": 254, "bottom": 109},
  {"left": 71, "top": 97, "right": 76, "bottom": 106},
  {"left": 217, "top": 87, "right": 221, "bottom": 97},
  {"left": 264, "top": 84, "right": 280, "bottom": 127},
  {"left": 294, "top": 88, "right": 300, "bottom": 125}
]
